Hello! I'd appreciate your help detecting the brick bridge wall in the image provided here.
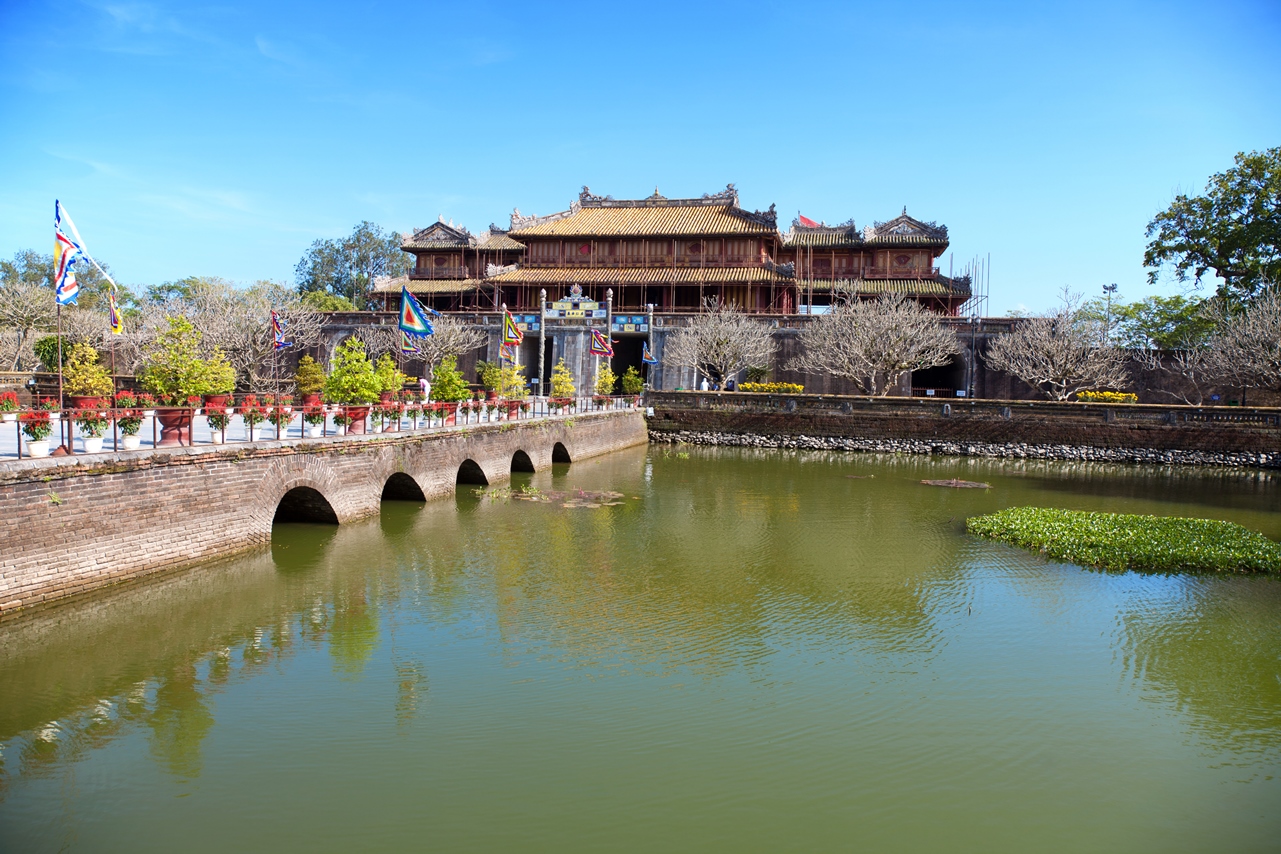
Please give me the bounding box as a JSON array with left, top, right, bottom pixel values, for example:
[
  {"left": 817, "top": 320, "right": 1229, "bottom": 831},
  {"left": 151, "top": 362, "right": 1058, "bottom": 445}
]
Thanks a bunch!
[
  {"left": 647, "top": 392, "right": 1281, "bottom": 456},
  {"left": 0, "top": 411, "right": 646, "bottom": 614}
]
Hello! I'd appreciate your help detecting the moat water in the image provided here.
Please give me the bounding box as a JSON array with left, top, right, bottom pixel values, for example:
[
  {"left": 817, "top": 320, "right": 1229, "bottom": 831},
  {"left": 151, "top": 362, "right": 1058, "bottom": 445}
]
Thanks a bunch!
[{"left": 1, "top": 446, "right": 1279, "bottom": 852}]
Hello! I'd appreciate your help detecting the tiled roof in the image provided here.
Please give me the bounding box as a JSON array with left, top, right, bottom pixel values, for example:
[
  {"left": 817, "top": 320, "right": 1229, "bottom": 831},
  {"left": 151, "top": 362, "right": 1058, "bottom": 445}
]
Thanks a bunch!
[
  {"left": 402, "top": 221, "right": 472, "bottom": 250},
  {"left": 374, "top": 275, "right": 483, "bottom": 294},
  {"left": 782, "top": 229, "right": 863, "bottom": 248},
  {"left": 509, "top": 204, "right": 777, "bottom": 238},
  {"left": 861, "top": 233, "right": 949, "bottom": 246},
  {"left": 489, "top": 266, "right": 792, "bottom": 285},
  {"left": 475, "top": 232, "right": 525, "bottom": 251},
  {"left": 801, "top": 277, "right": 970, "bottom": 297}
]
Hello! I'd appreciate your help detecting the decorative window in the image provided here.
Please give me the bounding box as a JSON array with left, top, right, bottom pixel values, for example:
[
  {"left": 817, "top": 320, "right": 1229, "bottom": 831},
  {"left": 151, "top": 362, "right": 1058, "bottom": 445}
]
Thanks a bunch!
[
  {"left": 578, "top": 243, "right": 591, "bottom": 255},
  {"left": 687, "top": 242, "right": 702, "bottom": 255},
  {"left": 434, "top": 256, "right": 447, "bottom": 267},
  {"left": 893, "top": 253, "right": 911, "bottom": 267}
]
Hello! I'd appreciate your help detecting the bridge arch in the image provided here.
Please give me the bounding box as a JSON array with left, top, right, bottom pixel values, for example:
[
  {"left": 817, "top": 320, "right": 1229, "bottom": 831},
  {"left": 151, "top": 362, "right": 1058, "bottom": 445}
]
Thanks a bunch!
[
  {"left": 382, "top": 472, "right": 426, "bottom": 502},
  {"left": 456, "top": 458, "right": 489, "bottom": 486},
  {"left": 552, "top": 442, "right": 572, "bottom": 463},
  {"left": 511, "top": 449, "right": 535, "bottom": 473},
  {"left": 274, "top": 486, "right": 339, "bottom": 524}
]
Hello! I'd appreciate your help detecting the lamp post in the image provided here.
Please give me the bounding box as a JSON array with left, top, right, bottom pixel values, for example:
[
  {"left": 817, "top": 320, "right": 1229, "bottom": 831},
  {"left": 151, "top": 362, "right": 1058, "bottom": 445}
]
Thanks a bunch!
[{"left": 1102, "top": 283, "right": 1117, "bottom": 346}]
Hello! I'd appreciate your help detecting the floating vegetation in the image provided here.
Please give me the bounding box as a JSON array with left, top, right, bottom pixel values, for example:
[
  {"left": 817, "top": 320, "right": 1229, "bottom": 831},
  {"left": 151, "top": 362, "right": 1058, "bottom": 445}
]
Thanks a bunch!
[
  {"left": 844, "top": 474, "right": 875, "bottom": 479},
  {"left": 478, "top": 485, "right": 627, "bottom": 509},
  {"left": 967, "top": 507, "right": 1281, "bottom": 574},
  {"left": 922, "top": 478, "right": 991, "bottom": 488}
]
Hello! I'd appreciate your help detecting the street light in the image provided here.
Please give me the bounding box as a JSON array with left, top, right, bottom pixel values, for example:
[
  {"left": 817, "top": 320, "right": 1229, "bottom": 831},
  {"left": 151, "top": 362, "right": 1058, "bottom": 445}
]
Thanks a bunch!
[{"left": 1102, "top": 283, "right": 1118, "bottom": 346}]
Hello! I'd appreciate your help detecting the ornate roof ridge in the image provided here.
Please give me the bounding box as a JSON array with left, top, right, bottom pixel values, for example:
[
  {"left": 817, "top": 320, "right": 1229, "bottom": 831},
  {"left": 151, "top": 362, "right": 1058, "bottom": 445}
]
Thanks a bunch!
[
  {"left": 864, "top": 208, "right": 948, "bottom": 241},
  {"left": 575, "top": 183, "right": 742, "bottom": 209},
  {"left": 510, "top": 206, "right": 575, "bottom": 230},
  {"left": 789, "top": 216, "right": 857, "bottom": 233},
  {"left": 405, "top": 219, "right": 473, "bottom": 247}
]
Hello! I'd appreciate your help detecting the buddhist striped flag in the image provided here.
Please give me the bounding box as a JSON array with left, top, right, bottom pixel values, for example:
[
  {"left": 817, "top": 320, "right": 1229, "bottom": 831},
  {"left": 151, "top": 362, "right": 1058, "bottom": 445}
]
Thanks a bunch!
[
  {"left": 108, "top": 291, "right": 124, "bottom": 334},
  {"left": 54, "top": 202, "right": 81, "bottom": 305},
  {"left": 271, "top": 309, "right": 292, "bottom": 349}
]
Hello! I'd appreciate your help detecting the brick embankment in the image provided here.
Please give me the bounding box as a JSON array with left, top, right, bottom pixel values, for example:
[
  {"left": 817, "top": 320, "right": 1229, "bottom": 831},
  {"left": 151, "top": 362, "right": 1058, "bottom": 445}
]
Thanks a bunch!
[
  {"left": 645, "top": 392, "right": 1280, "bottom": 469},
  {"left": 0, "top": 411, "right": 647, "bottom": 615}
]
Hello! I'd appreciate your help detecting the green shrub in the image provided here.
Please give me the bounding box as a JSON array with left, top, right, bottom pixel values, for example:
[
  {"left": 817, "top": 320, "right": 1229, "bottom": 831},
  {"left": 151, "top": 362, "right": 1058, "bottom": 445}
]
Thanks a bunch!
[
  {"left": 594, "top": 364, "right": 617, "bottom": 396},
  {"left": 967, "top": 507, "right": 1281, "bottom": 574},
  {"left": 295, "top": 355, "right": 326, "bottom": 395},
  {"left": 141, "top": 316, "right": 236, "bottom": 404},
  {"left": 63, "top": 342, "right": 114, "bottom": 397},
  {"left": 431, "top": 355, "right": 471, "bottom": 402},
  {"left": 551, "top": 358, "right": 575, "bottom": 397},
  {"left": 373, "top": 353, "right": 406, "bottom": 394},
  {"left": 323, "top": 338, "right": 381, "bottom": 404},
  {"left": 620, "top": 365, "right": 644, "bottom": 395}
]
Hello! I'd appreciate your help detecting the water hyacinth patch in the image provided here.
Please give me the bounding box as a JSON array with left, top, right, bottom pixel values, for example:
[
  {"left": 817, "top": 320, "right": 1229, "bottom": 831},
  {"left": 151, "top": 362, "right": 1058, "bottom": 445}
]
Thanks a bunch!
[{"left": 967, "top": 507, "right": 1281, "bottom": 574}]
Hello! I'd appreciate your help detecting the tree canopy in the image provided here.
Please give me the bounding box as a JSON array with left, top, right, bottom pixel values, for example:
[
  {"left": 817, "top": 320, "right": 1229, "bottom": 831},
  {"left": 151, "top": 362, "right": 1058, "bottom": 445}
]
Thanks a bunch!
[
  {"left": 1144, "top": 147, "right": 1281, "bottom": 300},
  {"left": 294, "top": 221, "right": 408, "bottom": 307}
]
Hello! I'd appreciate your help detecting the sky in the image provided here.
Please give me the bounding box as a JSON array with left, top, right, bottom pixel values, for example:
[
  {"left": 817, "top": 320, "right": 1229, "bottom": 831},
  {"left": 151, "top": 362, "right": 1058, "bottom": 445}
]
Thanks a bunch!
[{"left": 1, "top": 0, "right": 1278, "bottom": 314}]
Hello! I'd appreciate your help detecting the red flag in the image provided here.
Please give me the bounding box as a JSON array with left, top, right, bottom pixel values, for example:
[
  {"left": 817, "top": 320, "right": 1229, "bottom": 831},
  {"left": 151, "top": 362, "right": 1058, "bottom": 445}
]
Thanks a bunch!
[{"left": 797, "top": 214, "right": 820, "bottom": 228}]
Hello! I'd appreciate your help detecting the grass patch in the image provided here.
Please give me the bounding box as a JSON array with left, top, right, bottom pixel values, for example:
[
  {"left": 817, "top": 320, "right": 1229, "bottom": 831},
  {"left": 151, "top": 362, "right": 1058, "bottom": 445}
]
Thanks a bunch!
[{"left": 966, "top": 507, "right": 1281, "bottom": 574}]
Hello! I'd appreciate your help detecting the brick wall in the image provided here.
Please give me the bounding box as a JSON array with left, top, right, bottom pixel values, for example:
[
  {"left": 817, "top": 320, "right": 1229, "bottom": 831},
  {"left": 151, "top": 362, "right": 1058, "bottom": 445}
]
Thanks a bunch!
[
  {"left": 647, "top": 391, "right": 1281, "bottom": 455},
  {"left": 0, "top": 411, "right": 647, "bottom": 615}
]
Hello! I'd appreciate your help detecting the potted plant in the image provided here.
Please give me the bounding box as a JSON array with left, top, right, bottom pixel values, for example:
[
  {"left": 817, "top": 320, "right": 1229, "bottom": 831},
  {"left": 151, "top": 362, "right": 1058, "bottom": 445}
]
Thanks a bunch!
[
  {"left": 113, "top": 390, "right": 148, "bottom": 450},
  {"left": 476, "top": 360, "right": 502, "bottom": 401},
  {"left": 519, "top": 400, "right": 531, "bottom": 418},
  {"left": 551, "top": 358, "right": 575, "bottom": 413},
  {"left": 620, "top": 365, "right": 644, "bottom": 397},
  {"left": 0, "top": 390, "right": 19, "bottom": 422},
  {"left": 322, "top": 338, "right": 381, "bottom": 434},
  {"left": 403, "top": 396, "right": 422, "bottom": 429},
  {"left": 295, "top": 355, "right": 326, "bottom": 406},
  {"left": 302, "top": 404, "right": 326, "bottom": 438},
  {"left": 374, "top": 354, "right": 406, "bottom": 404},
  {"left": 240, "top": 393, "right": 266, "bottom": 441},
  {"left": 35, "top": 397, "right": 61, "bottom": 421},
  {"left": 332, "top": 410, "right": 351, "bottom": 436},
  {"left": 74, "top": 402, "right": 109, "bottom": 453},
  {"left": 268, "top": 399, "right": 292, "bottom": 439},
  {"left": 63, "top": 342, "right": 115, "bottom": 407},
  {"left": 141, "top": 316, "right": 236, "bottom": 445},
  {"left": 21, "top": 410, "right": 52, "bottom": 458},
  {"left": 429, "top": 356, "right": 469, "bottom": 425}
]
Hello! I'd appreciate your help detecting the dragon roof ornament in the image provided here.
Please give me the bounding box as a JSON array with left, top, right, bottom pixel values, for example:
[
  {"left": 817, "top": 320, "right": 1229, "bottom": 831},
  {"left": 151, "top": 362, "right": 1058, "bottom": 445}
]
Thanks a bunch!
[{"left": 863, "top": 209, "right": 948, "bottom": 241}]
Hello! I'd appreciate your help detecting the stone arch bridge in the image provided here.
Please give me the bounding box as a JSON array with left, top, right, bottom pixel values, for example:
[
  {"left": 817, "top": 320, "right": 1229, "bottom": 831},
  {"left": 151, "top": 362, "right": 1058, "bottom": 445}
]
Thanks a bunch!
[{"left": 0, "top": 411, "right": 647, "bottom": 615}]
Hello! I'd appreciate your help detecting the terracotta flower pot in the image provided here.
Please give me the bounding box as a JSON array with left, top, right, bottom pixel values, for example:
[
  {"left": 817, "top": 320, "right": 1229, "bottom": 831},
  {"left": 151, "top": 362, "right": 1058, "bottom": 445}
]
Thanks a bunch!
[
  {"left": 203, "top": 394, "right": 230, "bottom": 408},
  {"left": 155, "top": 410, "right": 191, "bottom": 446},
  {"left": 380, "top": 391, "right": 394, "bottom": 404},
  {"left": 68, "top": 395, "right": 101, "bottom": 409},
  {"left": 345, "top": 405, "right": 370, "bottom": 434},
  {"left": 302, "top": 393, "right": 322, "bottom": 406}
]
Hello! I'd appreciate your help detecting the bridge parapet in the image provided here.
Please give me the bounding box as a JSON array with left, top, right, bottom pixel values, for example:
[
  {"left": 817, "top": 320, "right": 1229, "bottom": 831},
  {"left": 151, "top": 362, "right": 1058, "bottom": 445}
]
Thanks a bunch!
[{"left": 0, "top": 411, "right": 647, "bottom": 615}]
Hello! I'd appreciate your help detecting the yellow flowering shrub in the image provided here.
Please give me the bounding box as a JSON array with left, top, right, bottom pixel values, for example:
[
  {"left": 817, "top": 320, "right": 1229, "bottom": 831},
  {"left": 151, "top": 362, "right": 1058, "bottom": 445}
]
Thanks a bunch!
[
  {"left": 738, "top": 382, "right": 805, "bottom": 394},
  {"left": 1074, "top": 390, "right": 1138, "bottom": 403}
]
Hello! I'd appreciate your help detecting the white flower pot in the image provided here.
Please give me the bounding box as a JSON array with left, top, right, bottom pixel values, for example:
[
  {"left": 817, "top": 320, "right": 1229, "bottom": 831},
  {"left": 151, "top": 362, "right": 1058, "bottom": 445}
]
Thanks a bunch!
[
  {"left": 1, "top": 413, "right": 16, "bottom": 423},
  {"left": 122, "top": 434, "right": 141, "bottom": 451},
  {"left": 305, "top": 423, "right": 323, "bottom": 438},
  {"left": 82, "top": 435, "right": 104, "bottom": 453},
  {"left": 48, "top": 412, "right": 61, "bottom": 421},
  {"left": 209, "top": 430, "right": 225, "bottom": 445},
  {"left": 371, "top": 423, "right": 383, "bottom": 433},
  {"left": 26, "top": 439, "right": 50, "bottom": 458},
  {"left": 334, "top": 424, "right": 347, "bottom": 436}
]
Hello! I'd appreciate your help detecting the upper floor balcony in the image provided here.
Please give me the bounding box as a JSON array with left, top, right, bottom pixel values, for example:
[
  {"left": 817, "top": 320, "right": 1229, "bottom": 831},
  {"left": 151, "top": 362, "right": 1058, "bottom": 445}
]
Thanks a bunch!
[{"left": 409, "top": 266, "right": 473, "bottom": 280}]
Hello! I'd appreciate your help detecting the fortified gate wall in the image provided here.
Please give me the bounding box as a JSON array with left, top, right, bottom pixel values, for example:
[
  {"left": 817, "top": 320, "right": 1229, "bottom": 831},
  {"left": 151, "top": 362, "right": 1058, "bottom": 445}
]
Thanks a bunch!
[{"left": 0, "top": 411, "right": 647, "bottom": 615}]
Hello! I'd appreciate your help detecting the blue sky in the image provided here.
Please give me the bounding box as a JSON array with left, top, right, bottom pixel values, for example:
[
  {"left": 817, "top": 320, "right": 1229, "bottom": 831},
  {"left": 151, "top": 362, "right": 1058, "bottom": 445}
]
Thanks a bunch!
[{"left": 1, "top": 0, "right": 1278, "bottom": 313}]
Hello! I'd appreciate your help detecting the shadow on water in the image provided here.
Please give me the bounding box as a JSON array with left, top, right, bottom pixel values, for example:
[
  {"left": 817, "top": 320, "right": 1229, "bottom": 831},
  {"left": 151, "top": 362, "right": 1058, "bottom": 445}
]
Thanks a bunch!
[{"left": 378, "top": 501, "right": 423, "bottom": 541}]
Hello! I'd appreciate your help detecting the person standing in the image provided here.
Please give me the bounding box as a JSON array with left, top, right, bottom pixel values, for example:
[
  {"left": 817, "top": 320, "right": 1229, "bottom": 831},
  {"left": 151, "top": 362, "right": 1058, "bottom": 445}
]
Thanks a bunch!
[
  {"left": 700, "top": 377, "right": 710, "bottom": 391},
  {"left": 419, "top": 375, "right": 431, "bottom": 403}
]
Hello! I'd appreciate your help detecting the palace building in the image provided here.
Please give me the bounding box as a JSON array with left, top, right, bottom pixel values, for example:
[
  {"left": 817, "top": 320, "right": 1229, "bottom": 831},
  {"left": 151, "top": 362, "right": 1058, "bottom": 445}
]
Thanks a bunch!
[{"left": 374, "top": 185, "right": 970, "bottom": 316}]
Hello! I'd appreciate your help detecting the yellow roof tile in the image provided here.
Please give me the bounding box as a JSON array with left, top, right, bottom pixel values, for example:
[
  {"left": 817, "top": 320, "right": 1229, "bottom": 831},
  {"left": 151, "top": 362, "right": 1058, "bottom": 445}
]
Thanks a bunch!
[{"left": 510, "top": 204, "right": 776, "bottom": 238}]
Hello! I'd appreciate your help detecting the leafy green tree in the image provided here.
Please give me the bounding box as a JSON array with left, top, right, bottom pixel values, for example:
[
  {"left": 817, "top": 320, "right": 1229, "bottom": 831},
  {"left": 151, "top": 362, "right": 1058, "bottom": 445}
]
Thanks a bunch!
[
  {"left": 1144, "top": 147, "right": 1281, "bottom": 300},
  {"left": 0, "top": 248, "right": 132, "bottom": 313},
  {"left": 373, "top": 353, "right": 406, "bottom": 394},
  {"left": 141, "top": 316, "right": 236, "bottom": 403},
  {"left": 300, "top": 290, "right": 358, "bottom": 312},
  {"left": 295, "top": 221, "right": 408, "bottom": 307},
  {"left": 1114, "top": 295, "right": 1217, "bottom": 350},
  {"left": 594, "top": 363, "right": 617, "bottom": 395},
  {"left": 620, "top": 365, "right": 644, "bottom": 395}
]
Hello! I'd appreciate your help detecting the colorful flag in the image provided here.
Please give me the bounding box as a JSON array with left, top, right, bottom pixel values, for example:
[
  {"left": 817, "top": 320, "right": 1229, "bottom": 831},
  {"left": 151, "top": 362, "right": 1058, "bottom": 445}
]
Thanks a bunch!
[
  {"left": 55, "top": 201, "right": 119, "bottom": 303},
  {"left": 54, "top": 203, "right": 82, "bottom": 306},
  {"left": 400, "top": 330, "right": 420, "bottom": 355},
  {"left": 271, "top": 309, "right": 292, "bottom": 349},
  {"left": 499, "top": 342, "right": 517, "bottom": 363},
  {"left": 642, "top": 342, "right": 657, "bottom": 364},
  {"left": 108, "top": 291, "right": 124, "bottom": 334},
  {"left": 797, "top": 213, "right": 820, "bottom": 228},
  {"left": 589, "top": 329, "right": 613, "bottom": 358},
  {"left": 502, "top": 310, "right": 524, "bottom": 346},
  {"left": 399, "top": 287, "right": 435, "bottom": 336}
]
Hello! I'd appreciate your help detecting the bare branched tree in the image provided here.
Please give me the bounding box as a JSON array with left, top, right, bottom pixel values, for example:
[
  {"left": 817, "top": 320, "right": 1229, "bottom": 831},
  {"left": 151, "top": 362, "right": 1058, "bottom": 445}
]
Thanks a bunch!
[
  {"left": 1205, "top": 285, "right": 1281, "bottom": 395},
  {"left": 986, "top": 291, "right": 1130, "bottom": 400},
  {"left": 787, "top": 293, "right": 960, "bottom": 395},
  {"left": 1131, "top": 346, "right": 1216, "bottom": 405},
  {"left": 0, "top": 278, "right": 56, "bottom": 369},
  {"left": 182, "top": 278, "right": 325, "bottom": 390},
  {"left": 662, "top": 299, "right": 775, "bottom": 385},
  {"left": 414, "top": 316, "right": 486, "bottom": 376},
  {"left": 350, "top": 325, "right": 399, "bottom": 363}
]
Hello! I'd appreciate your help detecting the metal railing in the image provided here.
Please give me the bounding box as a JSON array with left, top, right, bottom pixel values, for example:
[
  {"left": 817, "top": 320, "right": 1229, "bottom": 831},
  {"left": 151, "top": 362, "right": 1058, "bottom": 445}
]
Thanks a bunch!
[{"left": 1, "top": 396, "right": 645, "bottom": 462}]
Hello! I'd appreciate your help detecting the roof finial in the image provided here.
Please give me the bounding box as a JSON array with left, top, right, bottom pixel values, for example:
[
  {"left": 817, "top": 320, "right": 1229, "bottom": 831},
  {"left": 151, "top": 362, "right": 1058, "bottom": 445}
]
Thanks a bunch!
[{"left": 902, "top": 206, "right": 908, "bottom": 216}]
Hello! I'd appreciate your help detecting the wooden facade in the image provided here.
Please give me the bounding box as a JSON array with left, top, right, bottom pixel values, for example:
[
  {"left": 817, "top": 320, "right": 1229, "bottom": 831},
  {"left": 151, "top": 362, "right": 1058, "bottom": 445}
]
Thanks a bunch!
[{"left": 375, "top": 186, "right": 970, "bottom": 315}]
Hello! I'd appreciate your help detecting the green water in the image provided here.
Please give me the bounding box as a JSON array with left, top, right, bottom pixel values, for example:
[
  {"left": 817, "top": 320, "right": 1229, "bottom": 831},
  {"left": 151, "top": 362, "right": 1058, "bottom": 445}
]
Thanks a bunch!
[{"left": 2, "top": 446, "right": 1280, "bottom": 852}]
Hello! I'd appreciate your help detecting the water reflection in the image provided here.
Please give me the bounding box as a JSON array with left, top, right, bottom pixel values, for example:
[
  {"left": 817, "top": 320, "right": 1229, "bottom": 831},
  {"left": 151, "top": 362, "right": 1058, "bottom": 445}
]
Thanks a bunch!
[{"left": 0, "top": 445, "right": 1278, "bottom": 848}]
